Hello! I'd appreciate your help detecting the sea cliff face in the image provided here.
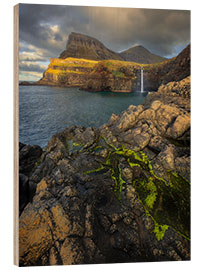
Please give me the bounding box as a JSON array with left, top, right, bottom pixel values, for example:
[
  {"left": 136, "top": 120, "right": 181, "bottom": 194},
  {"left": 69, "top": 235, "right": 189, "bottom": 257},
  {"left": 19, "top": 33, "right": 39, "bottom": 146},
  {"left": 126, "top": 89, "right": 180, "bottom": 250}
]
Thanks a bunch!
[
  {"left": 19, "top": 76, "right": 190, "bottom": 266},
  {"left": 81, "top": 44, "right": 190, "bottom": 92},
  {"left": 37, "top": 58, "right": 98, "bottom": 87},
  {"left": 37, "top": 57, "right": 138, "bottom": 92},
  {"left": 20, "top": 33, "right": 190, "bottom": 92}
]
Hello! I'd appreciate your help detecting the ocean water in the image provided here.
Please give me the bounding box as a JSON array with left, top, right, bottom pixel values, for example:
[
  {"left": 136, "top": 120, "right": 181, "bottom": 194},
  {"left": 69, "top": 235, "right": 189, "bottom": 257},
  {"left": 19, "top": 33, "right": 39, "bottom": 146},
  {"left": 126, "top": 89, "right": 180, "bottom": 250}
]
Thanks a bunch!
[{"left": 19, "top": 86, "right": 147, "bottom": 147}]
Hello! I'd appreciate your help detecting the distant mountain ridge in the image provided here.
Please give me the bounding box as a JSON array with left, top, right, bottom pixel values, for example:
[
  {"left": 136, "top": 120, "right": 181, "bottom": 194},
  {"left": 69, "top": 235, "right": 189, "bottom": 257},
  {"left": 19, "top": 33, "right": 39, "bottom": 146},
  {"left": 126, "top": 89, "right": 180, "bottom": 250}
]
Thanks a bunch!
[
  {"left": 59, "top": 32, "right": 166, "bottom": 64},
  {"left": 119, "top": 45, "right": 166, "bottom": 64},
  {"left": 35, "top": 42, "right": 190, "bottom": 93}
]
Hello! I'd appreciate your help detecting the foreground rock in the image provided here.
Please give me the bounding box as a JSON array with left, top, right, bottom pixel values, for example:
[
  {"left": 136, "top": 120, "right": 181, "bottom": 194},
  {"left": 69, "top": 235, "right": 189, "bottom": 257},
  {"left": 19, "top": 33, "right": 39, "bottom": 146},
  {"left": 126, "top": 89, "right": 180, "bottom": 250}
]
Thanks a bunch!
[
  {"left": 19, "top": 143, "right": 43, "bottom": 215},
  {"left": 19, "top": 77, "right": 190, "bottom": 266}
]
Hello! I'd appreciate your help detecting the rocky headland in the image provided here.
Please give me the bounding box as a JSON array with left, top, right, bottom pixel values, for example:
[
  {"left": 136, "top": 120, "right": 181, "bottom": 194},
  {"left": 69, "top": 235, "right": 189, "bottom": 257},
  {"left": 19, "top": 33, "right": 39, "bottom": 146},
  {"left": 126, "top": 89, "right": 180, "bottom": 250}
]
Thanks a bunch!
[
  {"left": 35, "top": 41, "right": 190, "bottom": 92},
  {"left": 20, "top": 32, "right": 190, "bottom": 92},
  {"left": 36, "top": 57, "right": 99, "bottom": 87},
  {"left": 19, "top": 76, "right": 190, "bottom": 266}
]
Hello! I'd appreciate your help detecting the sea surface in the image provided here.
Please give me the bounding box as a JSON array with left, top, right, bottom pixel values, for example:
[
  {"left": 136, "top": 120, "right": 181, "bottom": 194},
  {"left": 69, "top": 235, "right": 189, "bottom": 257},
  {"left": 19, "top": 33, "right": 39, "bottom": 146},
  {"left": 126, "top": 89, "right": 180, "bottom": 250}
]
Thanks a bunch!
[{"left": 19, "top": 85, "right": 147, "bottom": 147}]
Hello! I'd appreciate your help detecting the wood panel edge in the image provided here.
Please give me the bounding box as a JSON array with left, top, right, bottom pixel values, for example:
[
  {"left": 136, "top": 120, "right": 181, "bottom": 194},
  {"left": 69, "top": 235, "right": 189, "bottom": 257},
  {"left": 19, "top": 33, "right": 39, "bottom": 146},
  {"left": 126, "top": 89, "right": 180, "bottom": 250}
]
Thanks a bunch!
[{"left": 13, "top": 4, "right": 19, "bottom": 267}]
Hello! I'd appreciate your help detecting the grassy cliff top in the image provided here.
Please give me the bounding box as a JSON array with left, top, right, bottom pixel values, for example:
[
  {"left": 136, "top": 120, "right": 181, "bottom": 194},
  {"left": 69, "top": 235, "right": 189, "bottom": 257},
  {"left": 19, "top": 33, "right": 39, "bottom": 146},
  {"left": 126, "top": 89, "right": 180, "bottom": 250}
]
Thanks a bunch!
[
  {"left": 47, "top": 56, "right": 173, "bottom": 74},
  {"left": 44, "top": 56, "right": 176, "bottom": 83},
  {"left": 49, "top": 57, "right": 99, "bottom": 68}
]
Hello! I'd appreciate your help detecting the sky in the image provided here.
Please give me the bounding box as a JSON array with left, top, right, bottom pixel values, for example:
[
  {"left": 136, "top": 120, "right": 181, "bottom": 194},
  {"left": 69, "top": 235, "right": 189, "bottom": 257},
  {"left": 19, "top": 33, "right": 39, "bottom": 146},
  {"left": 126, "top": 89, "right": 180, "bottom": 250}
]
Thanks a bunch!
[{"left": 19, "top": 4, "right": 190, "bottom": 81}]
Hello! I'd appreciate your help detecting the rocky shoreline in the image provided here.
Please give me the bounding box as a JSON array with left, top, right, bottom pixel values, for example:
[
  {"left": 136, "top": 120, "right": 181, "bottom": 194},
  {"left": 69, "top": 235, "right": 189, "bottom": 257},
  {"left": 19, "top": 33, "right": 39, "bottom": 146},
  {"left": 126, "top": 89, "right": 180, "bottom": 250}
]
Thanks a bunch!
[{"left": 19, "top": 76, "right": 190, "bottom": 266}]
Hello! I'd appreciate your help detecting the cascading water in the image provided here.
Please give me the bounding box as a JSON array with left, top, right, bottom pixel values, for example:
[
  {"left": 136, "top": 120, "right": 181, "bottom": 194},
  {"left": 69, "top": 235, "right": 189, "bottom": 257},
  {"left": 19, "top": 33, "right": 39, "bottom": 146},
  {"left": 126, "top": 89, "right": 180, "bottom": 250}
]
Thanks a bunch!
[{"left": 141, "top": 66, "right": 144, "bottom": 93}]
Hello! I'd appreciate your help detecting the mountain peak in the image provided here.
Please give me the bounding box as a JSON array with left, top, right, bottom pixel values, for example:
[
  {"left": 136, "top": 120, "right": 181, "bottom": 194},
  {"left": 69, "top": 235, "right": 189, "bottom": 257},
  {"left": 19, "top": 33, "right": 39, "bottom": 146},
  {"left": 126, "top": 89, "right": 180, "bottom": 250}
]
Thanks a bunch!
[
  {"left": 67, "top": 32, "right": 100, "bottom": 44},
  {"left": 134, "top": 45, "right": 150, "bottom": 51},
  {"left": 59, "top": 32, "right": 123, "bottom": 61},
  {"left": 59, "top": 32, "right": 167, "bottom": 64},
  {"left": 120, "top": 45, "right": 166, "bottom": 64}
]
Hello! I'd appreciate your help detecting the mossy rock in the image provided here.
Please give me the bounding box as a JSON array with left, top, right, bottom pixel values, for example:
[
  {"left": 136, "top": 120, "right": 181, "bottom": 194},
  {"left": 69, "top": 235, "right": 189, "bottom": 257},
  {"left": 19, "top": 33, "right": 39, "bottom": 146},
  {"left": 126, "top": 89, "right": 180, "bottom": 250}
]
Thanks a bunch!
[
  {"left": 134, "top": 171, "right": 190, "bottom": 240},
  {"left": 84, "top": 137, "right": 190, "bottom": 241}
]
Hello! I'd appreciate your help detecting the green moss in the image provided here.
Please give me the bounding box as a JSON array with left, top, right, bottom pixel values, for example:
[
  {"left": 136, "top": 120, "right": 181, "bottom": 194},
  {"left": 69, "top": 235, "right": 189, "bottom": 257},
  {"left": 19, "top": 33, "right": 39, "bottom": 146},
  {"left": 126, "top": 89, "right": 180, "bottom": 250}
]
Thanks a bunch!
[
  {"left": 111, "top": 169, "right": 118, "bottom": 195},
  {"left": 66, "top": 139, "right": 84, "bottom": 154},
  {"left": 73, "top": 142, "right": 81, "bottom": 147},
  {"left": 132, "top": 183, "right": 169, "bottom": 241},
  {"left": 99, "top": 136, "right": 118, "bottom": 151},
  {"left": 117, "top": 161, "right": 126, "bottom": 201},
  {"left": 145, "top": 180, "right": 157, "bottom": 209},
  {"left": 84, "top": 164, "right": 108, "bottom": 175},
  {"left": 154, "top": 224, "right": 169, "bottom": 241},
  {"left": 133, "top": 169, "right": 190, "bottom": 241},
  {"left": 168, "top": 170, "right": 190, "bottom": 185},
  {"left": 128, "top": 158, "right": 141, "bottom": 169},
  {"left": 83, "top": 137, "right": 190, "bottom": 241}
]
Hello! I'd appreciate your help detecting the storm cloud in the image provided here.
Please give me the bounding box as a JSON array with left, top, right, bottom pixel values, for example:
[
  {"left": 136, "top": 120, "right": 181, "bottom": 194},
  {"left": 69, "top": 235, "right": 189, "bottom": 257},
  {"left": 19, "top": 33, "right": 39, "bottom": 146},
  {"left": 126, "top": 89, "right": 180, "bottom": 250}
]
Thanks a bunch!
[{"left": 19, "top": 4, "right": 190, "bottom": 80}]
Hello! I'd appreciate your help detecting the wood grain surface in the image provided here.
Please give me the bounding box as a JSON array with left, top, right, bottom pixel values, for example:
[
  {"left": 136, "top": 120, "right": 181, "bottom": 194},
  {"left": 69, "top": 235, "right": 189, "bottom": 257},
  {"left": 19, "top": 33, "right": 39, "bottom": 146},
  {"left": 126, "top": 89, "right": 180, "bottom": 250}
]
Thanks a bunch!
[{"left": 13, "top": 4, "right": 19, "bottom": 266}]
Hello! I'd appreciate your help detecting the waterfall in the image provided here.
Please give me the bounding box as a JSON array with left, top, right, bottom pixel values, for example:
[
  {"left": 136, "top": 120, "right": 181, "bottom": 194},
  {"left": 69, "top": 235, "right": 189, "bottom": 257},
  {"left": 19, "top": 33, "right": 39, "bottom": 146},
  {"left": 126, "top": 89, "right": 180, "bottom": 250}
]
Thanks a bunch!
[{"left": 141, "top": 67, "right": 144, "bottom": 93}]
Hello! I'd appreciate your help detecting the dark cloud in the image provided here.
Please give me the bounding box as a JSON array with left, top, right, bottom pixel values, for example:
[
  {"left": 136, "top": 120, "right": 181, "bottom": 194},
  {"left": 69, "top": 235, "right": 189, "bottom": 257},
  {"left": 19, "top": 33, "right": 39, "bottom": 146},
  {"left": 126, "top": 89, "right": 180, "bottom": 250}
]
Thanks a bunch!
[
  {"left": 79, "top": 7, "right": 190, "bottom": 56},
  {"left": 19, "top": 4, "right": 190, "bottom": 57},
  {"left": 19, "top": 4, "right": 190, "bottom": 80},
  {"left": 19, "top": 4, "right": 87, "bottom": 57}
]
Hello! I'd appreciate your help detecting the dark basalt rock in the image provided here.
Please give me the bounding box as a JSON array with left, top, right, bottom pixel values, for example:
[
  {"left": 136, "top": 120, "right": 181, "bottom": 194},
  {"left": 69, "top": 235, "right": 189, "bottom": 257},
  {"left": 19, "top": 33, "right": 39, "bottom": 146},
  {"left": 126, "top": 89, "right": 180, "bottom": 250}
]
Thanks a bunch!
[
  {"left": 19, "top": 143, "right": 43, "bottom": 215},
  {"left": 19, "top": 143, "right": 42, "bottom": 176},
  {"left": 19, "top": 173, "right": 36, "bottom": 216}
]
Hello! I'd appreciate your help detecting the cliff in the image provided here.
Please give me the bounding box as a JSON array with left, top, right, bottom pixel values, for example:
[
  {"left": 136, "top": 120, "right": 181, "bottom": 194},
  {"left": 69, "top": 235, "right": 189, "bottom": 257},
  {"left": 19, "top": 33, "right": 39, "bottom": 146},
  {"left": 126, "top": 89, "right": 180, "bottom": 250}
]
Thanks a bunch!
[
  {"left": 81, "top": 59, "right": 138, "bottom": 92},
  {"left": 37, "top": 57, "right": 98, "bottom": 87},
  {"left": 37, "top": 44, "right": 190, "bottom": 92},
  {"left": 82, "top": 44, "right": 190, "bottom": 92},
  {"left": 120, "top": 45, "right": 166, "bottom": 64},
  {"left": 19, "top": 76, "right": 190, "bottom": 266},
  {"left": 36, "top": 56, "right": 138, "bottom": 91},
  {"left": 133, "top": 44, "right": 190, "bottom": 91}
]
